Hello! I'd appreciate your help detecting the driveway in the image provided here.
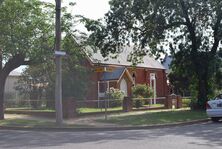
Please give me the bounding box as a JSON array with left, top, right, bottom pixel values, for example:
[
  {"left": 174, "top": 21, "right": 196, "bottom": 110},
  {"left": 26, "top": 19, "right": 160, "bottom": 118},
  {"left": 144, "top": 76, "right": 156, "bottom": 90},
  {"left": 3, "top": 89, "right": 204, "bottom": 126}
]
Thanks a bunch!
[{"left": 0, "top": 122, "right": 221, "bottom": 149}]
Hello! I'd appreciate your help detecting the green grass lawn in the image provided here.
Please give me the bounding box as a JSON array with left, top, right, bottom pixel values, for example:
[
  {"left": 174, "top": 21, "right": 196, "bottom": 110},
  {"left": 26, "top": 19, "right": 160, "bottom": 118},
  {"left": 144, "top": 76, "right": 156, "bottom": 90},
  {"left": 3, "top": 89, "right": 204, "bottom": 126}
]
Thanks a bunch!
[
  {"left": 133, "top": 104, "right": 164, "bottom": 109},
  {"left": 6, "top": 104, "right": 164, "bottom": 114},
  {"left": 0, "top": 119, "right": 56, "bottom": 127},
  {"left": 78, "top": 104, "right": 164, "bottom": 114},
  {"left": 6, "top": 107, "right": 122, "bottom": 114},
  {"left": 6, "top": 108, "right": 55, "bottom": 113},
  {"left": 1, "top": 109, "right": 208, "bottom": 128},
  {"left": 98, "top": 109, "right": 208, "bottom": 126},
  {"left": 77, "top": 107, "right": 122, "bottom": 114}
]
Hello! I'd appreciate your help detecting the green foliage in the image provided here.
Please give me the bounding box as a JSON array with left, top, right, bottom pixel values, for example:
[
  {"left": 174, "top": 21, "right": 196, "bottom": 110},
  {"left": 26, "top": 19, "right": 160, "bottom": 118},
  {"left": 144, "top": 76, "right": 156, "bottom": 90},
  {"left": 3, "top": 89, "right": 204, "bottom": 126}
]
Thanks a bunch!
[
  {"left": 132, "top": 84, "right": 153, "bottom": 98},
  {"left": 132, "top": 84, "right": 153, "bottom": 108},
  {"left": 0, "top": 0, "right": 3, "bottom": 5},
  {"left": 107, "top": 87, "right": 124, "bottom": 99},
  {"left": 182, "top": 98, "right": 191, "bottom": 108},
  {"left": 0, "top": 0, "right": 56, "bottom": 111},
  {"left": 61, "top": 35, "right": 91, "bottom": 99},
  {"left": 15, "top": 63, "right": 54, "bottom": 109},
  {"left": 0, "top": 0, "right": 54, "bottom": 63},
  {"left": 168, "top": 70, "right": 190, "bottom": 96},
  {"left": 16, "top": 37, "right": 91, "bottom": 103},
  {"left": 13, "top": 1, "right": 90, "bottom": 108},
  {"left": 106, "top": 87, "right": 124, "bottom": 107},
  {"left": 133, "top": 99, "right": 145, "bottom": 109}
]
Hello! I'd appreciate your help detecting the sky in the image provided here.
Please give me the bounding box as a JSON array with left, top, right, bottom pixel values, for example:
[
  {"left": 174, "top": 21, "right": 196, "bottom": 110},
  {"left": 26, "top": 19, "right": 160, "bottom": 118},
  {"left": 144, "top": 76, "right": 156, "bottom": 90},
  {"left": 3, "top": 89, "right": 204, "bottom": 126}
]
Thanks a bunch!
[
  {"left": 15, "top": 0, "right": 110, "bottom": 73},
  {"left": 71, "top": 0, "right": 110, "bottom": 20},
  {"left": 70, "top": 0, "right": 110, "bottom": 32}
]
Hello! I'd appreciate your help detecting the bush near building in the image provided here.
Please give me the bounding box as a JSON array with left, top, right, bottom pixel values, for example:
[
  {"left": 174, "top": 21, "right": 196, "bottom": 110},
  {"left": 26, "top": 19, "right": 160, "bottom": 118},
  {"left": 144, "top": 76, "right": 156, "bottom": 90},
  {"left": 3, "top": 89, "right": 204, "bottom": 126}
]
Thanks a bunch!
[{"left": 132, "top": 84, "right": 153, "bottom": 108}]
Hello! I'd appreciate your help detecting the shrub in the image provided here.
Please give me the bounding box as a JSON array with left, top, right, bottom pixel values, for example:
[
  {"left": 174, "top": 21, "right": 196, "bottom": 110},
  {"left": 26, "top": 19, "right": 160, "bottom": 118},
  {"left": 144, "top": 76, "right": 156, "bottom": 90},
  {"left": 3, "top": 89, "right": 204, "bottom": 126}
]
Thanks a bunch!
[
  {"left": 107, "top": 88, "right": 124, "bottom": 99},
  {"left": 106, "top": 88, "right": 124, "bottom": 107},
  {"left": 182, "top": 98, "right": 191, "bottom": 108},
  {"left": 133, "top": 96, "right": 145, "bottom": 108},
  {"left": 132, "top": 84, "right": 153, "bottom": 108},
  {"left": 132, "top": 84, "right": 153, "bottom": 98}
]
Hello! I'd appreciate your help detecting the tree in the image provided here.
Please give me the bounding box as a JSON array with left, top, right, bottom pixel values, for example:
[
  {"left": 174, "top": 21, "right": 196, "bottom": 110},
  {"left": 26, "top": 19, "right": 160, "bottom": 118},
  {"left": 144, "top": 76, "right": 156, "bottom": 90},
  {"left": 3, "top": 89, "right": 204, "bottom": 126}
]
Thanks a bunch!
[
  {"left": 16, "top": 35, "right": 91, "bottom": 109},
  {"left": 85, "top": 0, "right": 222, "bottom": 109},
  {"left": 0, "top": 0, "right": 54, "bottom": 119},
  {"left": 15, "top": 63, "right": 53, "bottom": 109},
  {"left": 62, "top": 35, "right": 91, "bottom": 99}
]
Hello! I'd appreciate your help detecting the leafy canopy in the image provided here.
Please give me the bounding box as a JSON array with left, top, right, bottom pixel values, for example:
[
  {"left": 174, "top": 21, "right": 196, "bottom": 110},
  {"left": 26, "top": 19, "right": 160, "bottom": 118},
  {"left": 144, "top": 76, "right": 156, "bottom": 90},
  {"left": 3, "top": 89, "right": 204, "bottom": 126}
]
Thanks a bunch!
[
  {"left": 0, "top": 0, "right": 54, "bottom": 64},
  {"left": 86, "top": 0, "right": 222, "bottom": 58}
]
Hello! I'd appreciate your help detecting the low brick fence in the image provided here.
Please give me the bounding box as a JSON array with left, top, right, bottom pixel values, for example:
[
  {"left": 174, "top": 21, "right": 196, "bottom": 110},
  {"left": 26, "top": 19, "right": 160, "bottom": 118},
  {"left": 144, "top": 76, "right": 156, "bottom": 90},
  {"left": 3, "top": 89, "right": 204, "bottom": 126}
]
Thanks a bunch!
[{"left": 165, "top": 94, "right": 182, "bottom": 109}]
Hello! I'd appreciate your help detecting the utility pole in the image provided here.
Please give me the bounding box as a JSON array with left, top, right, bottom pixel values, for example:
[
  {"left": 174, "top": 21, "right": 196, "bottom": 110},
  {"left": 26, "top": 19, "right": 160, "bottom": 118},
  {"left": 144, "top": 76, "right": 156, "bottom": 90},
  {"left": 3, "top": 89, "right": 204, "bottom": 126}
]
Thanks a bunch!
[{"left": 55, "top": 0, "right": 63, "bottom": 126}]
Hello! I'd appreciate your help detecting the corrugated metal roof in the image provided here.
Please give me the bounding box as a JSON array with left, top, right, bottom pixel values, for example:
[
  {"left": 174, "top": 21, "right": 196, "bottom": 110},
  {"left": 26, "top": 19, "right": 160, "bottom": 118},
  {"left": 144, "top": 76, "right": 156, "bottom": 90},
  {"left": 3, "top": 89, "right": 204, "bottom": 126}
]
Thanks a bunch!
[
  {"left": 87, "top": 46, "right": 165, "bottom": 70},
  {"left": 100, "top": 67, "right": 125, "bottom": 81}
]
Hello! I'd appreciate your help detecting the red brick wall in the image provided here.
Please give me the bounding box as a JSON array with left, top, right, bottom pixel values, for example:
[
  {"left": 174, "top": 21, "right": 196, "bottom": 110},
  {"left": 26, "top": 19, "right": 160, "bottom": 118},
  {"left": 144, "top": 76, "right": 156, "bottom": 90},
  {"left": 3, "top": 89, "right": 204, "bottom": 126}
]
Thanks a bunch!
[{"left": 128, "top": 68, "right": 168, "bottom": 97}]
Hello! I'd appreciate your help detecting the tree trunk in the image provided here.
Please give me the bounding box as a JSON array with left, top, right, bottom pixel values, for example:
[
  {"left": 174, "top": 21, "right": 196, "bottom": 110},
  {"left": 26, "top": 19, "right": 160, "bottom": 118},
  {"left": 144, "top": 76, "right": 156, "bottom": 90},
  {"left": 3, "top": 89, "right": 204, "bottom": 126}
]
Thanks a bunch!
[
  {"left": 197, "top": 59, "right": 212, "bottom": 109},
  {"left": 0, "top": 54, "right": 30, "bottom": 119},
  {"left": 197, "top": 73, "right": 209, "bottom": 110},
  {"left": 0, "top": 75, "right": 7, "bottom": 119}
]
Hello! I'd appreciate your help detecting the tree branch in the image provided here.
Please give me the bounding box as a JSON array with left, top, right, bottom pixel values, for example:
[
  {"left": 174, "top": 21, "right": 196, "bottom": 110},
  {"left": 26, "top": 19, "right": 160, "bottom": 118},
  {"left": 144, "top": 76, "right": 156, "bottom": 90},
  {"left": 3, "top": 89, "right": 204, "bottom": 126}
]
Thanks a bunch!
[
  {"left": 2, "top": 54, "right": 26, "bottom": 77},
  {"left": 179, "top": 0, "right": 197, "bottom": 51},
  {"left": 211, "top": 12, "right": 222, "bottom": 56},
  {"left": 22, "top": 60, "right": 32, "bottom": 65},
  {"left": 179, "top": 0, "right": 201, "bottom": 70}
]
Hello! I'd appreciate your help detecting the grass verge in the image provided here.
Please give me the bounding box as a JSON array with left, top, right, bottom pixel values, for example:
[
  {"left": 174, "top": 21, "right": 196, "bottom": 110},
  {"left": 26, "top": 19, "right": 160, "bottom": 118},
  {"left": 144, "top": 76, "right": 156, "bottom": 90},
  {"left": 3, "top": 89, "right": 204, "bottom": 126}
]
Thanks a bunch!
[
  {"left": 6, "top": 108, "right": 55, "bottom": 113},
  {"left": 0, "top": 119, "right": 56, "bottom": 128},
  {"left": 97, "top": 109, "right": 208, "bottom": 126}
]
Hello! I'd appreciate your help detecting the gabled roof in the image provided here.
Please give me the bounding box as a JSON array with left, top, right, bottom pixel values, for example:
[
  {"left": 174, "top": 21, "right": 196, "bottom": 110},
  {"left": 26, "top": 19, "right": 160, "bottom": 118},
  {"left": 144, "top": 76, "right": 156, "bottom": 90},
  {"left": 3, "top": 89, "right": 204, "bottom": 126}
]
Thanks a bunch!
[
  {"left": 86, "top": 46, "right": 165, "bottom": 70},
  {"left": 100, "top": 67, "right": 134, "bottom": 83},
  {"left": 100, "top": 67, "right": 125, "bottom": 81}
]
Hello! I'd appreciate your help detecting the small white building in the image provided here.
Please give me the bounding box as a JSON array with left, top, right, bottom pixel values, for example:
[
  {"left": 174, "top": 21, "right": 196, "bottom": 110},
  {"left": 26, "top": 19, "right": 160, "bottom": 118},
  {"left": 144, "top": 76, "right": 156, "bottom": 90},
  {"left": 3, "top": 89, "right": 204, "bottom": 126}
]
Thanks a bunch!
[{"left": 4, "top": 71, "right": 21, "bottom": 100}]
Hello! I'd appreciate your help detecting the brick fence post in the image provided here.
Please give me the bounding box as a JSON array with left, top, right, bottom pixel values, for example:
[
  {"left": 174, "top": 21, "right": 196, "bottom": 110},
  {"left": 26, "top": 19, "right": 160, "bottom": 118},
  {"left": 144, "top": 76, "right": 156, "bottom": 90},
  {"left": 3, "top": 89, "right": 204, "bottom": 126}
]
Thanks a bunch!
[
  {"left": 176, "top": 95, "right": 182, "bottom": 109},
  {"left": 62, "top": 97, "right": 77, "bottom": 119},
  {"left": 123, "top": 97, "right": 133, "bottom": 112},
  {"left": 165, "top": 94, "right": 178, "bottom": 109},
  {"left": 165, "top": 96, "right": 171, "bottom": 109}
]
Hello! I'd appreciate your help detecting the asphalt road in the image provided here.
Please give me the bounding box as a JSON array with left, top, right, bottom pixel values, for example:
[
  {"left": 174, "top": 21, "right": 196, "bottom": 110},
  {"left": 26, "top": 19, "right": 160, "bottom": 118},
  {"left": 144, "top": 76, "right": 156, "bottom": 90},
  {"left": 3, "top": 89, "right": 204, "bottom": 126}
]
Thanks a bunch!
[{"left": 0, "top": 122, "right": 222, "bottom": 149}]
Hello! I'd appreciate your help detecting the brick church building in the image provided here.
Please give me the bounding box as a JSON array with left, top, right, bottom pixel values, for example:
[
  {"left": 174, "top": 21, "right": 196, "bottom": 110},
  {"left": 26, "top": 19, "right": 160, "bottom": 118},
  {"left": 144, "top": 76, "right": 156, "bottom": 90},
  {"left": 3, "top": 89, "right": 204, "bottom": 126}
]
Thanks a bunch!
[{"left": 84, "top": 46, "right": 168, "bottom": 101}]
